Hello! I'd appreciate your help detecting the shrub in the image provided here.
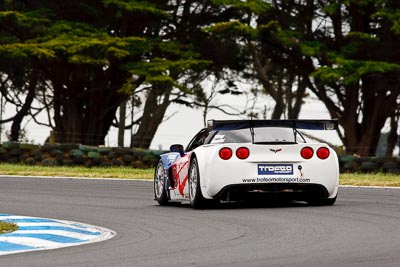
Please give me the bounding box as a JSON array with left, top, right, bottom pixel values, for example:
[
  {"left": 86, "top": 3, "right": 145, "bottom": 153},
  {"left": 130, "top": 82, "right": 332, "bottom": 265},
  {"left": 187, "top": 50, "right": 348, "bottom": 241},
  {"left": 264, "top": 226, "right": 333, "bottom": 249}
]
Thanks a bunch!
[
  {"left": 70, "top": 149, "right": 84, "bottom": 158},
  {"left": 24, "top": 157, "right": 36, "bottom": 165},
  {"left": 41, "top": 158, "right": 58, "bottom": 167},
  {"left": 9, "top": 148, "right": 22, "bottom": 157},
  {"left": 79, "top": 144, "right": 97, "bottom": 152},
  {"left": 112, "top": 159, "right": 122, "bottom": 166}
]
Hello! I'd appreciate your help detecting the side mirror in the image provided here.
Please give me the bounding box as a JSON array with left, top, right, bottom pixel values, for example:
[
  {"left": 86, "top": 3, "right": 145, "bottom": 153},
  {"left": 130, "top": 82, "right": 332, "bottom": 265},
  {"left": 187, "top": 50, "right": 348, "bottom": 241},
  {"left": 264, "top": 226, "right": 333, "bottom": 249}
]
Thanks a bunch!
[{"left": 170, "top": 144, "right": 185, "bottom": 156}]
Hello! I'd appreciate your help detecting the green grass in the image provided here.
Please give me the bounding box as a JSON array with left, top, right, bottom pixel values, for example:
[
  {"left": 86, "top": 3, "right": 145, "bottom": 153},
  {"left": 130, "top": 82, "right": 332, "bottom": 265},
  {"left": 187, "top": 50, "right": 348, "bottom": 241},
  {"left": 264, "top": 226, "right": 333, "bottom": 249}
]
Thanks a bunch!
[
  {"left": 0, "top": 221, "right": 18, "bottom": 234},
  {"left": 0, "top": 163, "right": 153, "bottom": 180},
  {"left": 340, "top": 172, "right": 400, "bottom": 187},
  {"left": 0, "top": 163, "right": 400, "bottom": 187}
]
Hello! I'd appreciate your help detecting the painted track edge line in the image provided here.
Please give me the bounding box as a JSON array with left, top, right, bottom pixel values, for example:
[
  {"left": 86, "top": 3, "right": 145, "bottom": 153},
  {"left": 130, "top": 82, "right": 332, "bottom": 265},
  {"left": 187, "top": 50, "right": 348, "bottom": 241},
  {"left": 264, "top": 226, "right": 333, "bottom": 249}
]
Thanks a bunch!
[
  {"left": 339, "top": 185, "right": 400, "bottom": 189},
  {"left": 0, "top": 174, "right": 150, "bottom": 182},
  {"left": 0, "top": 217, "right": 116, "bottom": 256}
]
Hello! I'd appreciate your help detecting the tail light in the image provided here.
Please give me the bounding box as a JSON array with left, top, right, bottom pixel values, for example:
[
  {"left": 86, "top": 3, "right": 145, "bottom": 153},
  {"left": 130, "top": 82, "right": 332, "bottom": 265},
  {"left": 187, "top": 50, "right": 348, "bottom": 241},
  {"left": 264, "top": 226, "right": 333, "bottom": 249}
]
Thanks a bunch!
[
  {"left": 300, "top": 147, "right": 313, "bottom": 159},
  {"left": 317, "top": 147, "right": 330, "bottom": 159},
  {"left": 219, "top": 147, "right": 232, "bottom": 160},
  {"left": 236, "top": 147, "right": 250, "bottom": 159}
]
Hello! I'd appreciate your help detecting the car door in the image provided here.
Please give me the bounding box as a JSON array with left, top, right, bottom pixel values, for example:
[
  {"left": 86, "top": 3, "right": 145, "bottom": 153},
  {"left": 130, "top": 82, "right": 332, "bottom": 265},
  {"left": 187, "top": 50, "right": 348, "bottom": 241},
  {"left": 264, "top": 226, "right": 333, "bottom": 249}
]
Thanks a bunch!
[
  {"left": 174, "top": 152, "right": 191, "bottom": 198},
  {"left": 173, "top": 128, "right": 208, "bottom": 198}
]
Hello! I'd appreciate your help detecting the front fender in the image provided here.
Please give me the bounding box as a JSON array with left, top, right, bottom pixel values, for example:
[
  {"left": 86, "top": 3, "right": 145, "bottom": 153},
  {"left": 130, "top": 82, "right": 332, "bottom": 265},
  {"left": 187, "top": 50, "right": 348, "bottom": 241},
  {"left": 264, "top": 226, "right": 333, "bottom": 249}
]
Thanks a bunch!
[
  {"left": 158, "top": 152, "right": 182, "bottom": 198},
  {"left": 159, "top": 152, "right": 181, "bottom": 169}
]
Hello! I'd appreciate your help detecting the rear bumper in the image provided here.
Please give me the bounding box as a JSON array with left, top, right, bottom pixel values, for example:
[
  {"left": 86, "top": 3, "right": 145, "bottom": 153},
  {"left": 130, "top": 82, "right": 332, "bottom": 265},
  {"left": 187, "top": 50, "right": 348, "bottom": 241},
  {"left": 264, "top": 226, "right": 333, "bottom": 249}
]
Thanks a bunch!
[{"left": 214, "top": 183, "right": 332, "bottom": 201}]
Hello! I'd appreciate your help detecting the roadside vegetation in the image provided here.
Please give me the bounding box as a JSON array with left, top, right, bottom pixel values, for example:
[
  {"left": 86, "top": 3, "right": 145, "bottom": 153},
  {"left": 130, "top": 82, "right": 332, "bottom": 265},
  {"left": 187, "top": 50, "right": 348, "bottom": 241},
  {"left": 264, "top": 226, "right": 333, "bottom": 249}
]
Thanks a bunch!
[
  {"left": 340, "top": 173, "right": 400, "bottom": 187},
  {"left": 0, "top": 163, "right": 153, "bottom": 180},
  {"left": 0, "top": 163, "right": 399, "bottom": 187},
  {"left": 0, "top": 221, "right": 18, "bottom": 234}
]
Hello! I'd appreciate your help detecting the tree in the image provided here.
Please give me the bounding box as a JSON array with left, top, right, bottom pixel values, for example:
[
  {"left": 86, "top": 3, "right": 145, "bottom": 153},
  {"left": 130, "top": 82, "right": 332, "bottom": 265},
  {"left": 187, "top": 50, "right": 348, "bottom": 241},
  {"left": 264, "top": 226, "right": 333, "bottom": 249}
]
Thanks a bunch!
[
  {"left": 206, "top": 0, "right": 309, "bottom": 119},
  {"left": 303, "top": 0, "right": 400, "bottom": 156},
  {"left": 130, "top": 0, "right": 255, "bottom": 148},
  {"left": 0, "top": 0, "right": 43, "bottom": 142},
  {"left": 208, "top": 0, "right": 400, "bottom": 156},
  {"left": 0, "top": 48, "right": 44, "bottom": 142},
  {"left": 4, "top": 0, "right": 398, "bottom": 155},
  {"left": 0, "top": 0, "right": 206, "bottom": 146}
]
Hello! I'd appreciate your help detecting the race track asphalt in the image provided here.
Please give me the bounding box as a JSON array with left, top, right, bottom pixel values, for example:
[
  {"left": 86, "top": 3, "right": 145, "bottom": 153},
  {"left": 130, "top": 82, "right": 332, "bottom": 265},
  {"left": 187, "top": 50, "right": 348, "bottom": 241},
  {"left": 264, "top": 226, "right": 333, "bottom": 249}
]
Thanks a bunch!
[{"left": 0, "top": 176, "right": 399, "bottom": 267}]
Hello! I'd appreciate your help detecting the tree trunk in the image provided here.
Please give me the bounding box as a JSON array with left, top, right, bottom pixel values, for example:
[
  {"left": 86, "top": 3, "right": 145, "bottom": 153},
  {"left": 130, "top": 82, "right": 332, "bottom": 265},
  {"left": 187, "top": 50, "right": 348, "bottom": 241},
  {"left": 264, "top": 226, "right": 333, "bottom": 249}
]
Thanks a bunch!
[
  {"left": 331, "top": 73, "right": 398, "bottom": 156},
  {"left": 271, "top": 74, "right": 285, "bottom": 119},
  {"left": 131, "top": 84, "right": 172, "bottom": 149},
  {"left": 289, "top": 76, "right": 306, "bottom": 119},
  {"left": 53, "top": 98, "right": 118, "bottom": 145},
  {"left": 118, "top": 100, "right": 127, "bottom": 147},
  {"left": 10, "top": 72, "right": 37, "bottom": 141},
  {"left": 51, "top": 65, "right": 130, "bottom": 146}
]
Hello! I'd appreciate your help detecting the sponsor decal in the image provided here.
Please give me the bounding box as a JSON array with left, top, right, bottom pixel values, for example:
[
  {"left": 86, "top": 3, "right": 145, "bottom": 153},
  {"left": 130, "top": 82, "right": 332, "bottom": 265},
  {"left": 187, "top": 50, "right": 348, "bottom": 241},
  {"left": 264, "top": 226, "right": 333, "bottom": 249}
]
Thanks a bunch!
[
  {"left": 270, "top": 148, "right": 282, "bottom": 154},
  {"left": 167, "top": 154, "right": 179, "bottom": 164},
  {"left": 211, "top": 134, "right": 225, "bottom": 144},
  {"left": 258, "top": 164, "right": 293, "bottom": 175},
  {"left": 242, "top": 177, "right": 311, "bottom": 183}
]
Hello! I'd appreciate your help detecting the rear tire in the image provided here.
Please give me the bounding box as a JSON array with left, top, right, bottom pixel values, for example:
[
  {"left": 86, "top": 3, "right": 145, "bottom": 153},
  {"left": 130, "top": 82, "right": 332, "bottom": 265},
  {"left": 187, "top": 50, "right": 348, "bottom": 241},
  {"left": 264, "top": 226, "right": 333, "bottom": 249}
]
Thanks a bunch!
[
  {"left": 188, "top": 158, "right": 218, "bottom": 209},
  {"left": 154, "top": 159, "right": 169, "bottom": 206},
  {"left": 308, "top": 195, "right": 337, "bottom": 206}
]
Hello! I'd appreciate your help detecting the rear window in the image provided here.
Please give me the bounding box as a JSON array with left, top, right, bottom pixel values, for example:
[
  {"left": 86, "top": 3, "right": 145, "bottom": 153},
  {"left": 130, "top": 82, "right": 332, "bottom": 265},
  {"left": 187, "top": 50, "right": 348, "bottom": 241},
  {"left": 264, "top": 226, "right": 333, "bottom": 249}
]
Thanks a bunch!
[
  {"left": 207, "top": 127, "right": 305, "bottom": 144},
  {"left": 208, "top": 128, "right": 252, "bottom": 144},
  {"left": 253, "top": 127, "right": 295, "bottom": 143}
]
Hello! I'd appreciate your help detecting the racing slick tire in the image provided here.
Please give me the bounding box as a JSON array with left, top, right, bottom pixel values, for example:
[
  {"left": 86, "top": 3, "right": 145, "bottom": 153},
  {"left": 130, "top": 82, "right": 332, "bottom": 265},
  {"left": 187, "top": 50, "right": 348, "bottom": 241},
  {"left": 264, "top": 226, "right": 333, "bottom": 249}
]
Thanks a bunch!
[
  {"left": 308, "top": 195, "right": 337, "bottom": 206},
  {"left": 154, "top": 159, "right": 169, "bottom": 206},
  {"left": 188, "top": 158, "right": 218, "bottom": 209}
]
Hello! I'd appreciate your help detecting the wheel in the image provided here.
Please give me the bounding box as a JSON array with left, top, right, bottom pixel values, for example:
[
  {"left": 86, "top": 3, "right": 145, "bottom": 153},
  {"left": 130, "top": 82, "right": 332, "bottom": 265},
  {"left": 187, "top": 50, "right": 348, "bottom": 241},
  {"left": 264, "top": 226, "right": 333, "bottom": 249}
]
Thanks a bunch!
[
  {"left": 308, "top": 195, "right": 337, "bottom": 206},
  {"left": 188, "top": 158, "right": 206, "bottom": 208},
  {"left": 188, "top": 158, "right": 218, "bottom": 209},
  {"left": 322, "top": 196, "right": 337, "bottom": 206},
  {"left": 154, "top": 159, "right": 169, "bottom": 205}
]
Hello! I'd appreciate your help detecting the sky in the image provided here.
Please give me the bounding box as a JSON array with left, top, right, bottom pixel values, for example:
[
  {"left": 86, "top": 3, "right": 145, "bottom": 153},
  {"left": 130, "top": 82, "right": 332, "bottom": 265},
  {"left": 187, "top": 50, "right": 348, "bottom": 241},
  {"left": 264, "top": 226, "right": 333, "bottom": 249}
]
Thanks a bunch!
[
  {"left": 149, "top": 96, "right": 342, "bottom": 150},
  {"left": 0, "top": 90, "right": 343, "bottom": 150}
]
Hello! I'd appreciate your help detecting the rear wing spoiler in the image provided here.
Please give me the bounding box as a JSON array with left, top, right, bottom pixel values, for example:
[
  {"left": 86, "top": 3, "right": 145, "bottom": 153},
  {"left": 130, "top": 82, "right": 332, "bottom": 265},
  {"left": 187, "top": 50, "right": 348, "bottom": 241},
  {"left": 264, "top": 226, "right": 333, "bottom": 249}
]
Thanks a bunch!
[{"left": 207, "top": 119, "right": 338, "bottom": 131}]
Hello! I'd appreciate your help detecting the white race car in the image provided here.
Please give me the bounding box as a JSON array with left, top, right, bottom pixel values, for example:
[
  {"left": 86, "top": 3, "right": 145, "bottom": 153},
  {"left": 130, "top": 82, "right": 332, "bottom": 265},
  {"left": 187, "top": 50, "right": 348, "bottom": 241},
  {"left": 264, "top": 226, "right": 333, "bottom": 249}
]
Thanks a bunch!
[{"left": 154, "top": 119, "right": 339, "bottom": 208}]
